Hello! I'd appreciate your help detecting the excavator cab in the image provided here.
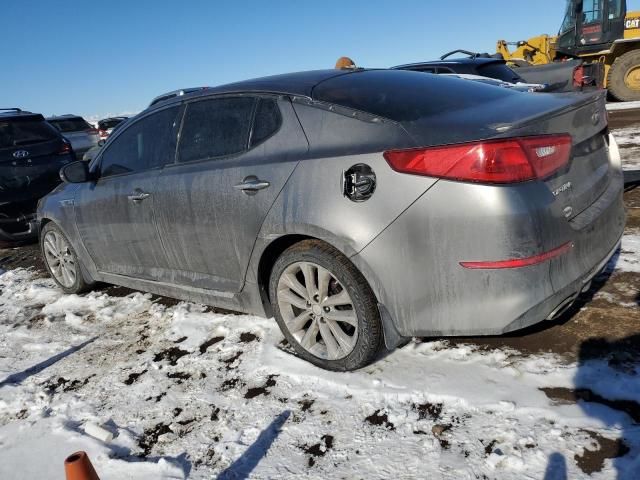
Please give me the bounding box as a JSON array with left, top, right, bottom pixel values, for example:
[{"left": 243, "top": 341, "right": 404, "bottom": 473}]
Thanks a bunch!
[{"left": 556, "top": 0, "right": 627, "bottom": 55}]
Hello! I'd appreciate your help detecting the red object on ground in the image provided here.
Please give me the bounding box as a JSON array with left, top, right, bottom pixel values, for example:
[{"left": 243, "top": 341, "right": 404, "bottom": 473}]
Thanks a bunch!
[{"left": 64, "top": 451, "right": 100, "bottom": 480}]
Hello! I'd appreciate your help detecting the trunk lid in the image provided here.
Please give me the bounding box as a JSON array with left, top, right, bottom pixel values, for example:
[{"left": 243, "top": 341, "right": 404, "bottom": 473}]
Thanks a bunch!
[
  {"left": 312, "top": 71, "right": 611, "bottom": 218},
  {"left": 507, "top": 92, "right": 609, "bottom": 220},
  {"left": 396, "top": 88, "right": 610, "bottom": 221}
]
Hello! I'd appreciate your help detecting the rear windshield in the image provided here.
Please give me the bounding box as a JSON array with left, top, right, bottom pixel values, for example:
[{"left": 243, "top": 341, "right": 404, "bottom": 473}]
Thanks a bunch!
[
  {"left": 0, "top": 117, "right": 59, "bottom": 148},
  {"left": 98, "top": 119, "right": 125, "bottom": 130},
  {"left": 476, "top": 62, "right": 522, "bottom": 83},
  {"left": 313, "top": 69, "right": 517, "bottom": 122},
  {"left": 49, "top": 118, "right": 92, "bottom": 132}
]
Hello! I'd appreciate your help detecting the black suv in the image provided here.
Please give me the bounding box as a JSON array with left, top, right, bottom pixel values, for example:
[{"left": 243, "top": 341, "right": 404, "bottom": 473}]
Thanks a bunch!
[
  {"left": 393, "top": 50, "right": 524, "bottom": 82},
  {"left": 0, "top": 108, "right": 75, "bottom": 245}
]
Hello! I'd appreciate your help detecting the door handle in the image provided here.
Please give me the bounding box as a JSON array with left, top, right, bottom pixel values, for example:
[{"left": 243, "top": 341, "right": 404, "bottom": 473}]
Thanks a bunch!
[
  {"left": 127, "top": 189, "right": 151, "bottom": 203},
  {"left": 234, "top": 175, "right": 270, "bottom": 195}
]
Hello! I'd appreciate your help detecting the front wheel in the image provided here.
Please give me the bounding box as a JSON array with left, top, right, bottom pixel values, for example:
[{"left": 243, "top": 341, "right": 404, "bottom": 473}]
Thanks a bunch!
[
  {"left": 607, "top": 50, "right": 640, "bottom": 102},
  {"left": 269, "top": 240, "right": 383, "bottom": 371},
  {"left": 40, "top": 222, "right": 91, "bottom": 294}
]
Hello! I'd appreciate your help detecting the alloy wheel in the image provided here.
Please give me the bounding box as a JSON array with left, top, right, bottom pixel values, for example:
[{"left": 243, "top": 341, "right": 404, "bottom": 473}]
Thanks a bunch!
[
  {"left": 43, "top": 230, "right": 77, "bottom": 288},
  {"left": 277, "top": 261, "right": 358, "bottom": 360}
]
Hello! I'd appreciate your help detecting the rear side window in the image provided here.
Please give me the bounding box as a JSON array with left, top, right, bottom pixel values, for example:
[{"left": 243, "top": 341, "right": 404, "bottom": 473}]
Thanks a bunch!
[
  {"left": 100, "top": 106, "right": 180, "bottom": 177},
  {"left": 476, "top": 63, "right": 521, "bottom": 83},
  {"left": 250, "top": 98, "right": 282, "bottom": 147},
  {"left": 99, "top": 119, "right": 125, "bottom": 130},
  {"left": 49, "top": 118, "right": 92, "bottom": 132},
  {"left": 178, "top": 97, "right": 255, "bottom": 163},
  {"left": 314, "top": 70, "right": 515, "bottom": 122},
  {"left": 0, "top": 117, "right": 59, "bottom": 148}
]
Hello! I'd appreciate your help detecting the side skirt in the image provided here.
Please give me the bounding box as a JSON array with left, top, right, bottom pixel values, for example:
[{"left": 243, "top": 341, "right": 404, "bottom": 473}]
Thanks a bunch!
[{"left": 97, "top": 272, "right": 267, "bottom": 317}]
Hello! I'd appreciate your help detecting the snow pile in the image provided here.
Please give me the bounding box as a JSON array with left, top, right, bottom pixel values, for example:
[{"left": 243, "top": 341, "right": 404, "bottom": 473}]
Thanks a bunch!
[
  {"left": 0, "top": 261, "right": 638, "bottom": 479},
  {"left": 613, "top": 126, "right": 640, "bottom": 171},
  {"left": 614, "top": 231, "right": 640, "bottom": 273},
  {"left": 607, "top": 101, "right": 640, "bottom": 112}
]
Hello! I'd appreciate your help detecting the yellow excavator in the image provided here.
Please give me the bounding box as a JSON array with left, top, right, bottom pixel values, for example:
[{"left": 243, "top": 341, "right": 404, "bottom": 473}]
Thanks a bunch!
[{"left": 497, "top": 0, "right": 640, "bottom": 101}]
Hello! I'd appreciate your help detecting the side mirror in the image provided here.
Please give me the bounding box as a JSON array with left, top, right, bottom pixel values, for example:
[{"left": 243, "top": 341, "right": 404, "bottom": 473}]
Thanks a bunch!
[{"left": 60, "top": 161, "right": 92, "bottom": 183}]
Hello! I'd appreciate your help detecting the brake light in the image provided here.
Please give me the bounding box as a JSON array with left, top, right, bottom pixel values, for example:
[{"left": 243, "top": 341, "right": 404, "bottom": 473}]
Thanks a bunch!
[
  {"left": 573, "top": 65, "right": 585, "bottom": 88},
  {"left": 383, "top": 135, "right": 572, "bottom": 184},
  {"left": 58, "top": 142, "right": 71, "bottom": 155},
  {"left": 520, "top": 135, "right": 572, "bottom": 178}
]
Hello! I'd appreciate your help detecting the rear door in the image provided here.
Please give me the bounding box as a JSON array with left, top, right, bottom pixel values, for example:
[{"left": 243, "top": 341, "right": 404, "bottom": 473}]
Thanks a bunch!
[
  {"left": 154, "top": 95, "right": 307, "bottom": 292},
  {"left": 74, "top": 106, "right": 181, "bottom": 280}
]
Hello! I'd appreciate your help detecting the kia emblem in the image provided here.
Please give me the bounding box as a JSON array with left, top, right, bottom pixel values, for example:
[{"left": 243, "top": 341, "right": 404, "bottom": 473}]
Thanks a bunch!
[{"left": 12, "top": 150, "right": 30, "bottom": 159}]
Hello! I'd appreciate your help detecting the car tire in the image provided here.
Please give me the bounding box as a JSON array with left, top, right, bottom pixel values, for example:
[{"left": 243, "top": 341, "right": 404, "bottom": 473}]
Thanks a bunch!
[
  {"left": 607, "top": 50, "right": 640, "bottom": 102},
  {"left": 40, "top": 222, "right": 91, "bottom": 294},
  {"left": 269, "top": 239, "right": 383, "bottom": 371}
]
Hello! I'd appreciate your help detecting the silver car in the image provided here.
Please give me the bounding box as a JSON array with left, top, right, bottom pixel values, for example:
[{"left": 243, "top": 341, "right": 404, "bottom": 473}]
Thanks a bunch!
[
  {"left": 37, "top": 69, "right": 625, "bottom": 371},
  {"left": 47, "top": 115, "right": 99, "bottom": 159}
]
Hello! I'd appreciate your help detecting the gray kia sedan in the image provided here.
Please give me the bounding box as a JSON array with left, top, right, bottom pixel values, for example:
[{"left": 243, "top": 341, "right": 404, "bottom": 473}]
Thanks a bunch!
[{"left": 37, "top": 69, "right": 625, "bottom": 371}]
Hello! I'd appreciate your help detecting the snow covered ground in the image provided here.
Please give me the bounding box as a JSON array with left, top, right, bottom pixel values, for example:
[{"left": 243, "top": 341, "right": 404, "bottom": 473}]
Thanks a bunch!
[
  {"left": 0, "top": 228, "right": 638, "bottom": 480},
  {"left": 0, "top": 256, "right": 638, "bottom": 480},
  {"left": 612, "top": 126, "right": 640, "bottom": 171},
  {"left": 0, "top": 130, "right": 638, "bottom": 479},
  {"left": 606, "top": 101, "right": 640, "bottom": 112}
]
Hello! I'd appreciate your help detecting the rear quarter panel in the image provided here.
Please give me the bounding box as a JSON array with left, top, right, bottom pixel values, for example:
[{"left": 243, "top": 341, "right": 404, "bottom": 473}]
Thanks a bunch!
[{"left": 246, "top": 102, "right": 437, "bottom": 282}]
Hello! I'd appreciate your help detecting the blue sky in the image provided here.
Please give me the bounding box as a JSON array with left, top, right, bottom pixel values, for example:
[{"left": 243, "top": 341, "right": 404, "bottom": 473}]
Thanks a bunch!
[{"left": 0, "top": 0, "right": 612, "bottom": 119}]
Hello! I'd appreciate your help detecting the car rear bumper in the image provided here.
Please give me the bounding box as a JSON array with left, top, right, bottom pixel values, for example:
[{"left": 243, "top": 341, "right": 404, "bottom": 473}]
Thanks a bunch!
[{"left": 351, "top": 159, "right": 625, "bottom": 337}]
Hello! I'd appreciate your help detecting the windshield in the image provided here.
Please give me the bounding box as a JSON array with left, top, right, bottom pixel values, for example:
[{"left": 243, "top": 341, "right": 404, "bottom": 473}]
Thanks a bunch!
[
  {"left": 560, "top": 0, "right": 577, "bottom": 34},
  {"left": 0, "top": 117, "right": 59, "bottom": 148},
  {"left": 49, "top": 117, "right": 92, "bottom": 133},
  {"left": 476, "top": 62, "right": 522, "bottom": 83}
]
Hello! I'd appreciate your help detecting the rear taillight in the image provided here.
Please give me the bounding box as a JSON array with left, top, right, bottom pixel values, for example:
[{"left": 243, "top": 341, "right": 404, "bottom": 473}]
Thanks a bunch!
[
  {"left": 58, "top": 142, "right": 72, "bottom": 155},
  {"left": 573, "top": 65, "right": 585, "bottom": 88},
  {"left": 98, "top": 129, "right": 108, "bottom": 138},
  {"left": 383, "top": 135, "right": 572, "bottom": 184}
]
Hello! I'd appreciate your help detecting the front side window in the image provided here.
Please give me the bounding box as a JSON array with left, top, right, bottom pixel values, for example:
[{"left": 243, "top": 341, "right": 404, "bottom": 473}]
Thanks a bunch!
[
  {"left": 100, "top": 106, "right": 180, "bottom": 177},
  {"left": 178, "top": 97, "right": 255, "bottom": 163},
  {"left": 560, "top": 0, "right": 578, "bottom": 33}
]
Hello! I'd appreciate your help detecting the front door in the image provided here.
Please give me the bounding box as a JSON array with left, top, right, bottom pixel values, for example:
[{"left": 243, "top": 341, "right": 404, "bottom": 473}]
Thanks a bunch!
[
  {"left": 154, "top": 96, "right": 308, "bottom": 292},
  {"left": 75, "top": 106, "right": 181, "bottom": 280}
]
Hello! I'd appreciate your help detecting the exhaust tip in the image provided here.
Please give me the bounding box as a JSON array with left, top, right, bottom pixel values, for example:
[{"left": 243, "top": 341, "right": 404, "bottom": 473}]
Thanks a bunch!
[{"left": 546, "top": 295, "right": 578, "bottom": 321}]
